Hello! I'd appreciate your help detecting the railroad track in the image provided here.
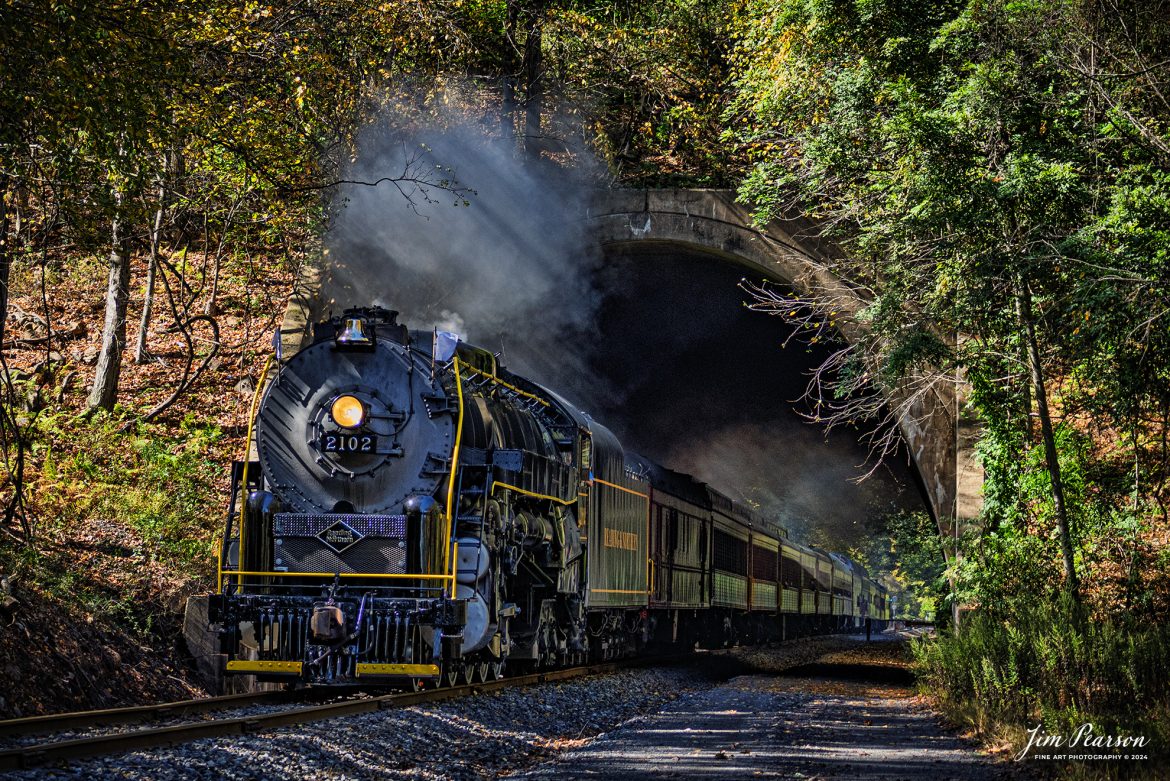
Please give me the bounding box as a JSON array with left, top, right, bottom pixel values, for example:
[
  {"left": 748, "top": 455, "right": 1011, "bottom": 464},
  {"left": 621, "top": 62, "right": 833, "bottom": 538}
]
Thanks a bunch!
[
  {"left": 0, "top": 660, "right": 649, "bottom": 771},
  {"left": 0, "top": 687, "right": 350, "bottom": 740}
]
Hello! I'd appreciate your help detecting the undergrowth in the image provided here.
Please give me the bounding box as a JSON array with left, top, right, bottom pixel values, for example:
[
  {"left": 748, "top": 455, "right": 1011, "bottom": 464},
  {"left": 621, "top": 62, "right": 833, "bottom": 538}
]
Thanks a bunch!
[
  {"left": 6, "top": 410, "right": 224, "bottom": 637},
  {"left": 913, "top": 597, "right": 1169, "bottom": 778},
  {"left": 38, "top": 410, "right": 221, "bottom": 569}
]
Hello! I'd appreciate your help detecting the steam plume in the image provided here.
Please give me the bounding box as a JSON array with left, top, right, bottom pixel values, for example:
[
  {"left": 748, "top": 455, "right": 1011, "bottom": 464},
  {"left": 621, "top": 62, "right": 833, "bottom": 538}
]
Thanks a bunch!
[
  {"left": 322, "top": 120, "right": 604, "bottom": 395},
  {"left": 321, "top": 120, "right": 924, "bottom": 550}
]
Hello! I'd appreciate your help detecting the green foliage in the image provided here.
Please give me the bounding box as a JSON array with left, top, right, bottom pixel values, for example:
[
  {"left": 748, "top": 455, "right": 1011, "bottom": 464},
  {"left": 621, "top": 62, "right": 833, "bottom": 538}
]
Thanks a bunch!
[
  {"left": 1, "top": 0, "right": 469, "bottom": 260},
  {"left": 914, "top": 598, "right": 1170, "bottom": 759},
  {"left": 31, "top": 411, "right": 222, "bottom": 577},
  {"left": 0, "top": 410, "right": 223, "bottom": 637},
  {"left": 0, "top": 542, "right": 162, "bottom": 637},
  {"left": 730, "top": 0, "right": 1170, "bottom": 606},
  {"left": 546, "top": 1, "right": 741, "bottom": 184},
  {"left": 850, "top": 510, "right": 947, "bottom": 620}
]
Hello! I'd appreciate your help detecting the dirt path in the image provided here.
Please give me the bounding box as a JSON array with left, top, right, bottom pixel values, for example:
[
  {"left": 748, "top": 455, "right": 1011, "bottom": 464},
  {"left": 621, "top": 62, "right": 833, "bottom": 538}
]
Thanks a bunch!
[{"left": 508, "top": 635, "right": 1029, "bottom": 780}]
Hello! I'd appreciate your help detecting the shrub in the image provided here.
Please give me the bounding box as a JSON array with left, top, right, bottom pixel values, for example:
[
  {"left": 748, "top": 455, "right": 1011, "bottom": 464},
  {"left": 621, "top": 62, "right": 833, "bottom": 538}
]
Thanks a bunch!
[{"left": 914, "top": 597, "right": 1170, "bottom": 769}]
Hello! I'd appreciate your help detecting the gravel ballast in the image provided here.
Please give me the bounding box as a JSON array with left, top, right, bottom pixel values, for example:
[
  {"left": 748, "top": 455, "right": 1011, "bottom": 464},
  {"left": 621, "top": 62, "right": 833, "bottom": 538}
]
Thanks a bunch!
[{"left": 2, "top": 635, "right": 902, "bottom": 780}]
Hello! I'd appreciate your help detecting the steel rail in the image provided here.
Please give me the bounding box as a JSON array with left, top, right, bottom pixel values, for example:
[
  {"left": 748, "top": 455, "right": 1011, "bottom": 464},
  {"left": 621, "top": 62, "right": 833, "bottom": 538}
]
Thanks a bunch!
[
  {"left": 0, "top": 689, "right": 332, "bottom": 739},
  {"left": 0, "top": 659, "right": 653, "bottom": 771}
]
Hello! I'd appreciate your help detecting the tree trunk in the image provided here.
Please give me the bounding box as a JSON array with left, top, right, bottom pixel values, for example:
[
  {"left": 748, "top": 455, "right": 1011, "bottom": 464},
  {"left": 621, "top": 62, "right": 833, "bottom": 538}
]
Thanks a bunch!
[
  {"left": 1013, "top": 291, "right": 1034, "bottom": 525},
  {"left": 0, "top": 173, "right": 10, "bottom": 349},
  {"left": 88, "top": 208, "right": 132, "bottom": 411},
  {"left": 501, "top": 0, "right": 519, "bottom": 146},
  {"left": 1015, "top": 290, "right": 1034, "bottom": 444},
  {"left": 205, "top": 188, "right": 248, "bottom": 318},
  {"left": 135, "top": 181, "right": 165, "bottom": 363},
  {"left": 522, "top": 1, "right": 544, "bottom": 159},
  {"left": 1017, "top": 280, "right": 1079, "bottom": 599},
  {"left": 204, "top": 253, "right": 220, "bottom": 316}
]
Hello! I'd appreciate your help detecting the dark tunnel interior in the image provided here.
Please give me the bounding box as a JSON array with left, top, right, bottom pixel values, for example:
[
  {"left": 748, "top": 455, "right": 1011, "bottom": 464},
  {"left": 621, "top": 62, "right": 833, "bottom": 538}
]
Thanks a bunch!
[{"left": 572, "top": 246, "right": 928, "bottom": 549}]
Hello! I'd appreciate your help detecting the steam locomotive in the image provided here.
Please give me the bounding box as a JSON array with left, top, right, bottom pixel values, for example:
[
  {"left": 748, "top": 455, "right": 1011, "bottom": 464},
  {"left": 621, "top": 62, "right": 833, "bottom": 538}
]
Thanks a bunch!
[{"left": 207, "top": 307, "right": 890, "bottom": 687}]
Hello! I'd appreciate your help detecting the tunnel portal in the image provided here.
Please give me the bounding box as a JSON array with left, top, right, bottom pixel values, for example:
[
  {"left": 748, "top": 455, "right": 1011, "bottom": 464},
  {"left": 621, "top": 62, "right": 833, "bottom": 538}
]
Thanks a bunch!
[{"left": 585, "top": 189, "right": 983, "bottom": 539}]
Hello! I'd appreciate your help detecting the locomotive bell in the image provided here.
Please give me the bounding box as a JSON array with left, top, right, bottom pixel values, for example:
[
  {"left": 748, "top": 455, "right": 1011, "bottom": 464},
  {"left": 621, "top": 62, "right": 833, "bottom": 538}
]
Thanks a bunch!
[
  {"left": 336, "top": 316, "right": 373, "bottom": 348},
  {"left": 310, "top": 604, "right": 346, "bottom": 642}
]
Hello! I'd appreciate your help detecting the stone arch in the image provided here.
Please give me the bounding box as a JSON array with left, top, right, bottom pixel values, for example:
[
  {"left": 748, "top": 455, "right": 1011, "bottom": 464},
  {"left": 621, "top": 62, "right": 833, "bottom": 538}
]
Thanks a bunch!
[{"left": 585, "top": 188, "right": 983, "bottom": 537}]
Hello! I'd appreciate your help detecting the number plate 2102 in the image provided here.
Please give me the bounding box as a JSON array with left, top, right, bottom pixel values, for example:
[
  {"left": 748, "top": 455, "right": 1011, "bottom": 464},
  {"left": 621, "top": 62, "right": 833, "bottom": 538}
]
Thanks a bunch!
[{"left": 321, "top": 433, "right": 377, "bottom": 453}]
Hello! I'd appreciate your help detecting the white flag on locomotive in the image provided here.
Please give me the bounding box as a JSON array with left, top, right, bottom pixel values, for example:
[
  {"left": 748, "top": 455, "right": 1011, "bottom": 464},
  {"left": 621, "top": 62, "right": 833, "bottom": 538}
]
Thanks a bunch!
[{"left": 433, "top": 329, "right": 460, "bottom": 362}]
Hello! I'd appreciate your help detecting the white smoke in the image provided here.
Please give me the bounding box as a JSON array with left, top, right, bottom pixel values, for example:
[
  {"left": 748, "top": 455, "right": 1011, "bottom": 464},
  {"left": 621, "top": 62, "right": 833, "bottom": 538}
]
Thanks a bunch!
[{"left": 321, "top": 117, "right": 606, "bottom": 402}]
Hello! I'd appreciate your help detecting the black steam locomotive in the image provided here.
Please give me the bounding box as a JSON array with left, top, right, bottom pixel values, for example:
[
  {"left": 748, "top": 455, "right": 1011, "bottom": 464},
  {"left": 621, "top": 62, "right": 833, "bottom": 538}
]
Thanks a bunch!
[{"left": 207, "top": 307, "right": 890, "bottom": 686}]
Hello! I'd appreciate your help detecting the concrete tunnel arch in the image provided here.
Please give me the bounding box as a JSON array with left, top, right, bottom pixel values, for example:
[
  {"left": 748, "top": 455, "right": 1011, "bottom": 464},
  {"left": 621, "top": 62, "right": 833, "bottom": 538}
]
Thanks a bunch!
[{"left": 584, "top": 188, "right": 984, "bottom": 539}]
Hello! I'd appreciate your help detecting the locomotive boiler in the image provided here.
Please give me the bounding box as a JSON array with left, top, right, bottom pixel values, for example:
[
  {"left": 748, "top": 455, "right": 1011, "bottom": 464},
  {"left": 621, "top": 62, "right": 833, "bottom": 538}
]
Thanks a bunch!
[{"left": 207, "top": 306, "right": 890, "bottom": 688}]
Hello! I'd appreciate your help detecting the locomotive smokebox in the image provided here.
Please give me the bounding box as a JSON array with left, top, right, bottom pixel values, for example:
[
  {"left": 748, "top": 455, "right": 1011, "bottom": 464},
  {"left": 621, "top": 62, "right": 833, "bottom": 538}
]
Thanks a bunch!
[
  {"left": 253, "top": 309, "right": 454, "bottom": 516},
  {"left": 310, "top": 604, "right": 346, "bottom": 642}
]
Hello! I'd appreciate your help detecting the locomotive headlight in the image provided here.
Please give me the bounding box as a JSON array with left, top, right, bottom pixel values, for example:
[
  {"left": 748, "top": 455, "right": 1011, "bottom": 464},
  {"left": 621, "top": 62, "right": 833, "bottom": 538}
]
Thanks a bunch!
[{"left": 330, "top": 395, "right": 366, "bottom": 429}]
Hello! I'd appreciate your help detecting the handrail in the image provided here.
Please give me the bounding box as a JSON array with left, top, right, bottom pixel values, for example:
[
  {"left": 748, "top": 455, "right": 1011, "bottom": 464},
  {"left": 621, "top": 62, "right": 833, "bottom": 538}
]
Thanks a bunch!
[
  {"left": 491, "top": 480, "right": 577, "bottom": 506},
  {"left": 442, "top": 357, "right": 464, "bottom": 588},
  {"left": 224, "top": 356, "right": 464, "bottom": 595},
  {"left": 229, "top": 355, "right": 272, "bottom": 589},
  {"left": 219, "top": 570, "right": 455, "bottom": 582},
  {"left": 591, "top": 476, "right": 649, "bottom": 500},
  {"left": 458, "top": 362, "right": 550, "bottom": 408},
  {"left": 449, "top": 541, "right": 458, "bottom": 594}
]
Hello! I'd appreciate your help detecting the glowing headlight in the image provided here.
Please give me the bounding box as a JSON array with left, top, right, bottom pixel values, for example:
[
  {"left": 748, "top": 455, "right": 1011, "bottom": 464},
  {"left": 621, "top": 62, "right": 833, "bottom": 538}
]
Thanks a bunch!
[{"left": 330, "top": 395, "right": 366, "bottom": 429}]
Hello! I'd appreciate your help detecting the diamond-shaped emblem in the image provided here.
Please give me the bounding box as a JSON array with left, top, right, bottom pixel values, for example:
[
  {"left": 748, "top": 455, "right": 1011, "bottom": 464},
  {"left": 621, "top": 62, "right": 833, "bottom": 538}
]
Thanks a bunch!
[{"left": 317, "top": 520, "right": 364, "bottom": 553}]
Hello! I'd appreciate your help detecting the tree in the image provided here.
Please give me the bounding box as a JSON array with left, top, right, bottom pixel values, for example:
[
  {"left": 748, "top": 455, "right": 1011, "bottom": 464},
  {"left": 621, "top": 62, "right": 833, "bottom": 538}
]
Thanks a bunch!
[
  {"left": 728, "top": 0, "right": 1170, "bottom": 611},
  {"left": 543, "top": 1, "right": 739, "bottom": 182},
  {"left": 87, "top": 196, "right": 133, "bottom": 410}
]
